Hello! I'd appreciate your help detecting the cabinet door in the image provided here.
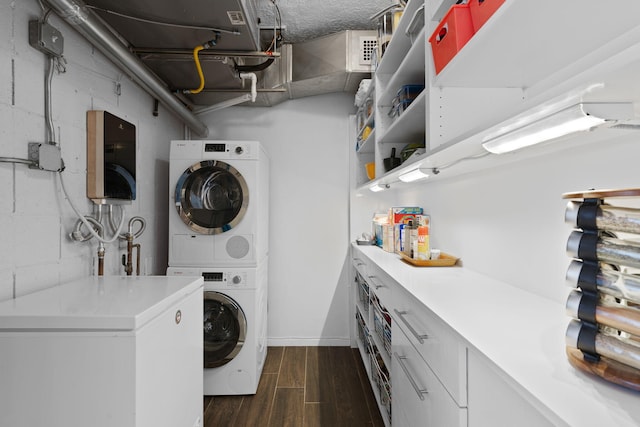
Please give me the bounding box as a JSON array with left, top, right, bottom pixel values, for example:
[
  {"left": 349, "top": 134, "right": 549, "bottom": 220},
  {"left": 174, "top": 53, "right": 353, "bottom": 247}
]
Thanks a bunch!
[
  {"left": 392, "top": 322, "right": 467, "bottom": 427},
  {"left": 468, "top": 350, "right": 555, "bottom": 427},
  {"left": 136, "top": 289, "right": 203, "bottom": 427},
  {"left": 393, "top": 286, "right": 467, "bottom": 406}
]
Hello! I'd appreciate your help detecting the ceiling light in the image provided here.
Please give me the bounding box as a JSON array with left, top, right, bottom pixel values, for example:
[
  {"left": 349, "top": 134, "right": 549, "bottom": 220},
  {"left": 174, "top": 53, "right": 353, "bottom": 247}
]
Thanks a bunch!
[
  {"left": 398, "top": 167, "right": 430, "bottom": 182},
  {"left": 369, "top": 183, "right": 388, "bottom": 192},
  {"left": 481, "top": 102, "right": 634, "bottom": 154}
]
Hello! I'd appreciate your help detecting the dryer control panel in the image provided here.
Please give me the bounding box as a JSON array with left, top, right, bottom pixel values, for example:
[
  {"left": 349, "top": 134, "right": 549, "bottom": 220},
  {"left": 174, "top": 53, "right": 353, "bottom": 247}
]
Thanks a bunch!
[{"left": 202, "top": 271, "right": 249, "bottom": 288}]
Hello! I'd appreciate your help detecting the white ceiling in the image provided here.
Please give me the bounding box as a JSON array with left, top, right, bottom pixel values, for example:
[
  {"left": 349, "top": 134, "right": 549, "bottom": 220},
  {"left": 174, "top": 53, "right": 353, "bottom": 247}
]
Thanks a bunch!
[{"left": 255, "top": 0, "right": 395, "bottom": 43}]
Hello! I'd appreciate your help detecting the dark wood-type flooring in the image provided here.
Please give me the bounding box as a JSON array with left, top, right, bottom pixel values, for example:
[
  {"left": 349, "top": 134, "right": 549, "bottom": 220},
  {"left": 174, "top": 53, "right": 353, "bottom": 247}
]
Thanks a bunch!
[{"left": 203, "top": 346, "right": 385, "bottom": 427}]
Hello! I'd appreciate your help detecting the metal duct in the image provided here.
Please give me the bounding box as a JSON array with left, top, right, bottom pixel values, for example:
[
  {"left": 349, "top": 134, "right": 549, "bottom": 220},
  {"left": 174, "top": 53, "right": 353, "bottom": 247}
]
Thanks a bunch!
[{"left": 43, "top": 0, "right": 209, "bottom": 137}]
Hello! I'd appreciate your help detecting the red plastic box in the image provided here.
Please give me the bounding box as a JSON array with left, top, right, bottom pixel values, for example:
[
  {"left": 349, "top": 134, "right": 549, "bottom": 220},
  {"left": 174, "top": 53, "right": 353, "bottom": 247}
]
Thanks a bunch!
[
  {"left": 468, "top": 0, "right": 505, "bottom": 31},
  {"left": 429, "top": 5, "right": 474, "bottom": 75}
]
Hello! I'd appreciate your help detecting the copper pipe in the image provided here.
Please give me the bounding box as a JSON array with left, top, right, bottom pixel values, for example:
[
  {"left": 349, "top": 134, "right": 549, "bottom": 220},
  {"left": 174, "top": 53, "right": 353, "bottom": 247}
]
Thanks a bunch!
[
  {"left": 124, "top": 235, "right": 134, "bottom": 276},
  {"left": 122, "top": 217, "right": 145, "bottom": 275},
  {"left": 97, "top": 244, "right": 105, "bottom": 276},
  {"left": 133, "top": 243, "right": 141, "bottom": 276}
]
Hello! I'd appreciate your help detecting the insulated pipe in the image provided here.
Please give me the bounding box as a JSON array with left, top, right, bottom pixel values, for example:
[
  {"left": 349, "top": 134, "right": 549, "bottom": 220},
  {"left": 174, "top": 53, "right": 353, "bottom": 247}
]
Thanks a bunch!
[
  {"left": 239, "top": 72, "right": 257, "bottom": 102},
  {"left": 195, "top": 72, "right": 257, "bottom": 115},
  {"left": 43, "top": 0, "right": 209, "bottom": 137}
]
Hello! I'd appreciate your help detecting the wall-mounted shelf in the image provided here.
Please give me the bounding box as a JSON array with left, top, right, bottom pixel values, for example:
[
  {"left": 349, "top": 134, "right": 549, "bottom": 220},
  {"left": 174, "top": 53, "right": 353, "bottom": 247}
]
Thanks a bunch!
[
  {"left": 352, "top": 0, "right": 640, "bottom": 195},
  {"left": 432, "top": 0, "right": 640, "bottom": 89}
]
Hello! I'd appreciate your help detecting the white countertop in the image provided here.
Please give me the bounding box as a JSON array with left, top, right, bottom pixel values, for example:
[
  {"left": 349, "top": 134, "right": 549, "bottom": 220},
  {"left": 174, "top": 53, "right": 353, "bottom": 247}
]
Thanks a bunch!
[
  {"left": 353, "top": 244, "right": 640, "bottom": 427},
  {"left": 0, "top": 276, "right": 203, "bottom": 331}
]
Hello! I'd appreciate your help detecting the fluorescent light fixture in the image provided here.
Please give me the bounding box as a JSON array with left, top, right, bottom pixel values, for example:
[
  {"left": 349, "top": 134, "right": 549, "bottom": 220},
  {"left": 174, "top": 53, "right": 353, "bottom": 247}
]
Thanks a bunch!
[
  {"left": 369, "top": 183, "right": 388, "bottom": 192},
  {"left": 481, "top": 102, "right": 634, "bottom": 154},
  {"left": 399, "top": 167, "right": 430, "bottom": 182}
]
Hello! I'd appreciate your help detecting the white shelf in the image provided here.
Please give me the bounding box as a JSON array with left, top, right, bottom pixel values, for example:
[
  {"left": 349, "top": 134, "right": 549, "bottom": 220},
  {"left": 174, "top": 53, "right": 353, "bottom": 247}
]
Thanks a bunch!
[
  {"left": 378, "top": 27, "right": 426, "bottom": 106},
  {"left": 376, "top": 0, "right": 424, "bottom": 76},
  {"left": 432, "top": 0, "right": 640, "bottom": 88},
  {"left": 378, "top": 90, "right": 426, "bottom": 145}
]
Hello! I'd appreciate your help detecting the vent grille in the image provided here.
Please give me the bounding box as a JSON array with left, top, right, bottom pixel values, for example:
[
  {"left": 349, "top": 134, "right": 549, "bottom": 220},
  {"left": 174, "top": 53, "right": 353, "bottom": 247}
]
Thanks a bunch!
[
  {"left": 227, "top": 11, "right": 246, "bottom": 25},
  {"left": 359, "top": 36, "right": 377, "bottom": 65}
]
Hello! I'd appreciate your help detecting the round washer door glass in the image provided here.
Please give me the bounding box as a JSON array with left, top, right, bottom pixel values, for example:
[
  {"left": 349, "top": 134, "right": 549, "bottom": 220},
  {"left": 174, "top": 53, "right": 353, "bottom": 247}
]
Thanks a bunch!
[
  {"left": 203, "top": 291, "right": 247, "bottom": 368},
  {"left": 175, "top": 160, "right": 249, "bottom": 234}
]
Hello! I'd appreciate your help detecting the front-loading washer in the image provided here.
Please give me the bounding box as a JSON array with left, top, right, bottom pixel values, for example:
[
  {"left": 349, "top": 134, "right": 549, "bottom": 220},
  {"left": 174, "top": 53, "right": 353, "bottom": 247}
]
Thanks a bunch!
[
  {"left": 169, "top": 140, "right": 269, "bottom": 267},
  {"left": 167, "top": 262, "right": 267, "bottom": 395}
]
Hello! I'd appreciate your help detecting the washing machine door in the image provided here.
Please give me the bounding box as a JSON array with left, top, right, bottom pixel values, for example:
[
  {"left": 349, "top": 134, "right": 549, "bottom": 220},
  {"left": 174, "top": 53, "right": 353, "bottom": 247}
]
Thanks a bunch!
[
  {"left": 175, "top": 160, "right": 249, "bottom": 234},
  {"left": 203, "top": 291, "right": 247, "bottom": 368}
]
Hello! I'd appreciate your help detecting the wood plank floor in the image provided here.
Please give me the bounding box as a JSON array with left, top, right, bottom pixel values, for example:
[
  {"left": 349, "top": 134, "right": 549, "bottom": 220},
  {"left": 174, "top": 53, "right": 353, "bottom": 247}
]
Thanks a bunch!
[{"left": 203, "top": 347, "right": 385, "bottom": 427}]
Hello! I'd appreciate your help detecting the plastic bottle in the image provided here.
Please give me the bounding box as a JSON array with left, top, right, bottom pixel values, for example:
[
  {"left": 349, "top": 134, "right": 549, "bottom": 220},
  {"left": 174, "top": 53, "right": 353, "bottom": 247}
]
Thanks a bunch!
[{"left": 417, "top": 224, "right": 430, "bottom": 260}]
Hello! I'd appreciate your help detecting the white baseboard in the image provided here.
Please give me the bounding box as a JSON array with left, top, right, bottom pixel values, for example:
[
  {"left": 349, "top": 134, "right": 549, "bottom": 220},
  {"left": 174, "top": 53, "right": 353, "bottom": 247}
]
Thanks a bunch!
[{"left": 267, "top": 337, "right": 351, "bottom": 346}]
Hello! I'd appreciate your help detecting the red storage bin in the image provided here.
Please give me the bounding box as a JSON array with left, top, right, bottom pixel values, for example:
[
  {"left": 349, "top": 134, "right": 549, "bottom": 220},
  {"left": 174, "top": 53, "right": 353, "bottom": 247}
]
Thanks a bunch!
[
  {"left": 429, "top": 5, "right": 474, "bottom": 75},
  {"left": 468, "top": 0, "right": 505, "bottom": 31}
]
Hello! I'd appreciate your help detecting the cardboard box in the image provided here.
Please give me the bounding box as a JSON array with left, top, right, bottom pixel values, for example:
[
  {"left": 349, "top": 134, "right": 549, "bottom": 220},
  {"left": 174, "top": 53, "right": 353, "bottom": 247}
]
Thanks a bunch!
[
  {"left": 388, "top": 207, "right": 423, "bottom": 225},
  {"left": 382, "top": 224, "right": 395, "bottom": 252}
]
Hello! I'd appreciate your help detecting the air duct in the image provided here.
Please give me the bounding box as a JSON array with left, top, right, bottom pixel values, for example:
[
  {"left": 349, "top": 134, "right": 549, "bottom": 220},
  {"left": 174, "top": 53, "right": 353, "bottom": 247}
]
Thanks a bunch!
[{"left": 43, "top": 0, "right": 209, "bottom": 137}]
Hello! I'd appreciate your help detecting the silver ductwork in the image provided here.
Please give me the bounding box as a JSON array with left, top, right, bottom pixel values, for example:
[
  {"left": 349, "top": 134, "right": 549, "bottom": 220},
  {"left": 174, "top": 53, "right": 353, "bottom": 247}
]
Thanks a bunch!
[
  {"left": 289, "top": 30, "right": 376, "bottom": 98},
  {"left": 43, "top": 0, "right": 209, "bottom": 137},
  {"left": 247, "top": 30, "right": 377, "bottom": 107}
]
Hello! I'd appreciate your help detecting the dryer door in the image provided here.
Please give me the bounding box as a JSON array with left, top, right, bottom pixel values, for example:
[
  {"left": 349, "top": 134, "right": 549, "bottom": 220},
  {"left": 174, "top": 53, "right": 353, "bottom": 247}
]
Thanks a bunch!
[
  {"left": 175, "top": 160, "right": 249, "bottom": 234},
  {"left": 203, "top": 291, "right": 247, "bottom": 368}
]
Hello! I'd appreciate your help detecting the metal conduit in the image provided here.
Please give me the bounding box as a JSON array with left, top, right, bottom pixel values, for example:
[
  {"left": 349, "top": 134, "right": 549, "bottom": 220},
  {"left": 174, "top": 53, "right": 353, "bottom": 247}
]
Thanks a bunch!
[{"left": 43, "top": 0, "right": 209, "bottom": 137}]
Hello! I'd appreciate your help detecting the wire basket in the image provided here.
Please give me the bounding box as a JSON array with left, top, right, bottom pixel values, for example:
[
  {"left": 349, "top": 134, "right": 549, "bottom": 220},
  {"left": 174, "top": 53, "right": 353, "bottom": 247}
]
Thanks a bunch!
[
  {"left": 372, "top": 296, "right": 392, "bottom": 357},
  {"left": 358, "top": 279, "right": 370, "bottom": 315}
]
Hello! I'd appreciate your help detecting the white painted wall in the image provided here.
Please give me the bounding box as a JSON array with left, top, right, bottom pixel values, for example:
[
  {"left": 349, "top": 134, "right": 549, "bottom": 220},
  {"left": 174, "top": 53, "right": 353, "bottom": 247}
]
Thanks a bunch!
[
  {"left": 388, "top": 133, "right": 640, "bottom": 304},
  {"left": 200, "top": 94, "right": 354, "bottom": 345},
  {"left": 0, "top": 1, "right": 183, "bottom": 301}
]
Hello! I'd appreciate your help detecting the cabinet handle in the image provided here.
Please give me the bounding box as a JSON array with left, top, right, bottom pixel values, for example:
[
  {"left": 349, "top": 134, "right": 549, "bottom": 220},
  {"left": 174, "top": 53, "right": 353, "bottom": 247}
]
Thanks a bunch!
[
  {"left": 353, "top": 258, "right": 365, "bottom": 266},
  {"left": 394, "top": 309, "right": 429, "bottom": 344},
  {"left": 367, "top": 275, "right": 385, "bottom": 289},
  {"left": 394, "top": 352, "right": 428, "bottom": 401}
]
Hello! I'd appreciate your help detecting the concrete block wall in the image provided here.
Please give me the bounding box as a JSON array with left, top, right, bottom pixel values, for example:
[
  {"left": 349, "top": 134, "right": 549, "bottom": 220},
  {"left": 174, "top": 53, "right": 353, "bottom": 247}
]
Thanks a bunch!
[{"left": 0, "top": 1, "right": 183, "bottom": 301}]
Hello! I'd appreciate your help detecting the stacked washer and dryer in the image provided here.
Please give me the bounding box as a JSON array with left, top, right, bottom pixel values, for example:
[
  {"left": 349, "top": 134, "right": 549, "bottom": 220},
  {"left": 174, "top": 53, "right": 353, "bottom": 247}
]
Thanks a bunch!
[{"left": 167, "top": 140, "right": 269, "bottom": 395}]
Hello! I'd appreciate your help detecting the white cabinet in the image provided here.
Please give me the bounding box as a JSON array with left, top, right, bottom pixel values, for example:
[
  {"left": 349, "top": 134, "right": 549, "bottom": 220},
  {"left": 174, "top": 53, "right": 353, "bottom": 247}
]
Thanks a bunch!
[
  {"left": 0, "top": 276, "right": 203, "bottom": 427},
  {"left": 392, "top": 320, "right": 467, "bottom": 427},
  {"left": 467, "top": 350, "right": 555, "bottom": 427},
  {"left": 391, "top": 282, "right": 467, "bottom": 427}
]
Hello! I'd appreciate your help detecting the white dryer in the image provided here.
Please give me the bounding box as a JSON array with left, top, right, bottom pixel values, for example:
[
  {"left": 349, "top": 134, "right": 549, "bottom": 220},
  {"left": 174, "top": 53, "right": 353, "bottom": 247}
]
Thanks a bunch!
[
  {"left": 169, "top": 140, "right": 269, "bottom": 267},
  {"left": 167, "top": 262, "right": 268, "bottom": 395}
]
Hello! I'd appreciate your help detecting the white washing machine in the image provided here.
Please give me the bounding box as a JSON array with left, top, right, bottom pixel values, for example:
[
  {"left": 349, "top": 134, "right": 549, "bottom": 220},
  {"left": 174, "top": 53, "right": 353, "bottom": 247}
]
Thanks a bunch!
[
  {"left": 167, "top": 262, "right": 267, "bottom": 395},
  {"left": 169, "top": 140, "right": 269, "bottom": 267}
]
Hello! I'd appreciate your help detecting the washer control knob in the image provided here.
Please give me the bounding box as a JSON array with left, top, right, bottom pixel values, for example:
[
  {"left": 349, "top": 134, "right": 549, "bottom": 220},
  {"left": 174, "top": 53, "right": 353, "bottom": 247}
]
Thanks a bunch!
[
  {"left": 235, "top": 146, "right": 243, "bottom": 155},
  {"left": 232, "top": 275, "right": 242, "bottom": 285}
]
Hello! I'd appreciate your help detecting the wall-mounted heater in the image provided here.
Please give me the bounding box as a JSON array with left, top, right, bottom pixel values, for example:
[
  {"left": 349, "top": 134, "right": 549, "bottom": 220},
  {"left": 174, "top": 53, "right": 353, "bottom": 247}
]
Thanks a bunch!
[{"left": 87, "top": 110, "right": 136, "bottom": 204}]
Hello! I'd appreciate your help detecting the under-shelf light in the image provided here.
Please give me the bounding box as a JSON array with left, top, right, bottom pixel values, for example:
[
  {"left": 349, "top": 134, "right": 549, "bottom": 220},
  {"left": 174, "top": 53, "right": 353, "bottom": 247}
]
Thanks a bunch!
[
  {"left": 369, "top": 183, "right": 389, "bottom": 192},
  {"left": 398, "top": 167, "right": 430, "bottom": 182},
  {"left": 481, "top": 102, "right": 634, "bottom": 154}
]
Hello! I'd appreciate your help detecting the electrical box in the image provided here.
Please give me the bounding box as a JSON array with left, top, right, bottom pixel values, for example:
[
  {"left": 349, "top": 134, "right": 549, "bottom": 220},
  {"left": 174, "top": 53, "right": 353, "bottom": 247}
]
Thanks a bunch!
[
  {"left": 28, "top": 20, "right": 64, "bottom": 57},
  {"left": 87, "top": 111, "right": 137, "bottom": 204}
]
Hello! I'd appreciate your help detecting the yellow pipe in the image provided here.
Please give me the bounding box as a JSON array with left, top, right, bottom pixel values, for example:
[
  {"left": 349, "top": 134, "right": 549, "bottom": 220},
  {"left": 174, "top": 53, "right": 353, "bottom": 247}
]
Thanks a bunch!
[{"left": 189, "top": 45, "right": 205, "bottom": 94}]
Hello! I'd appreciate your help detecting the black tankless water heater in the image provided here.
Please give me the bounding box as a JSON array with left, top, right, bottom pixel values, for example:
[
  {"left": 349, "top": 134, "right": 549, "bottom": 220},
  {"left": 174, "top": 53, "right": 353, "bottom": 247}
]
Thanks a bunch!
[{"left": 87, "top": 110, "right": 136, "bottom": 204}]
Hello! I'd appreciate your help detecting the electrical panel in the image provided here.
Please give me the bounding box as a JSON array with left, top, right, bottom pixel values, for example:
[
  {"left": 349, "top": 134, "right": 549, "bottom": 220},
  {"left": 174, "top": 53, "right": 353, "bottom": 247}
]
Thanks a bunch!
[{"left": 87, "top": 111, "right": 136, "bottom": 204}]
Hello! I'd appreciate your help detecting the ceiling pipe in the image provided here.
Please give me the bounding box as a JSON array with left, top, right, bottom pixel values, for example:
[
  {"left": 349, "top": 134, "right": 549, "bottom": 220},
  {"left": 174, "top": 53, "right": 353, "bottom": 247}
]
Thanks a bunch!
[
  {"left": 43, "top": 0, "right": 209, "bottom": 137},
  {"left": 195, "top": 72, "right": 257, "bottom": 116}
]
